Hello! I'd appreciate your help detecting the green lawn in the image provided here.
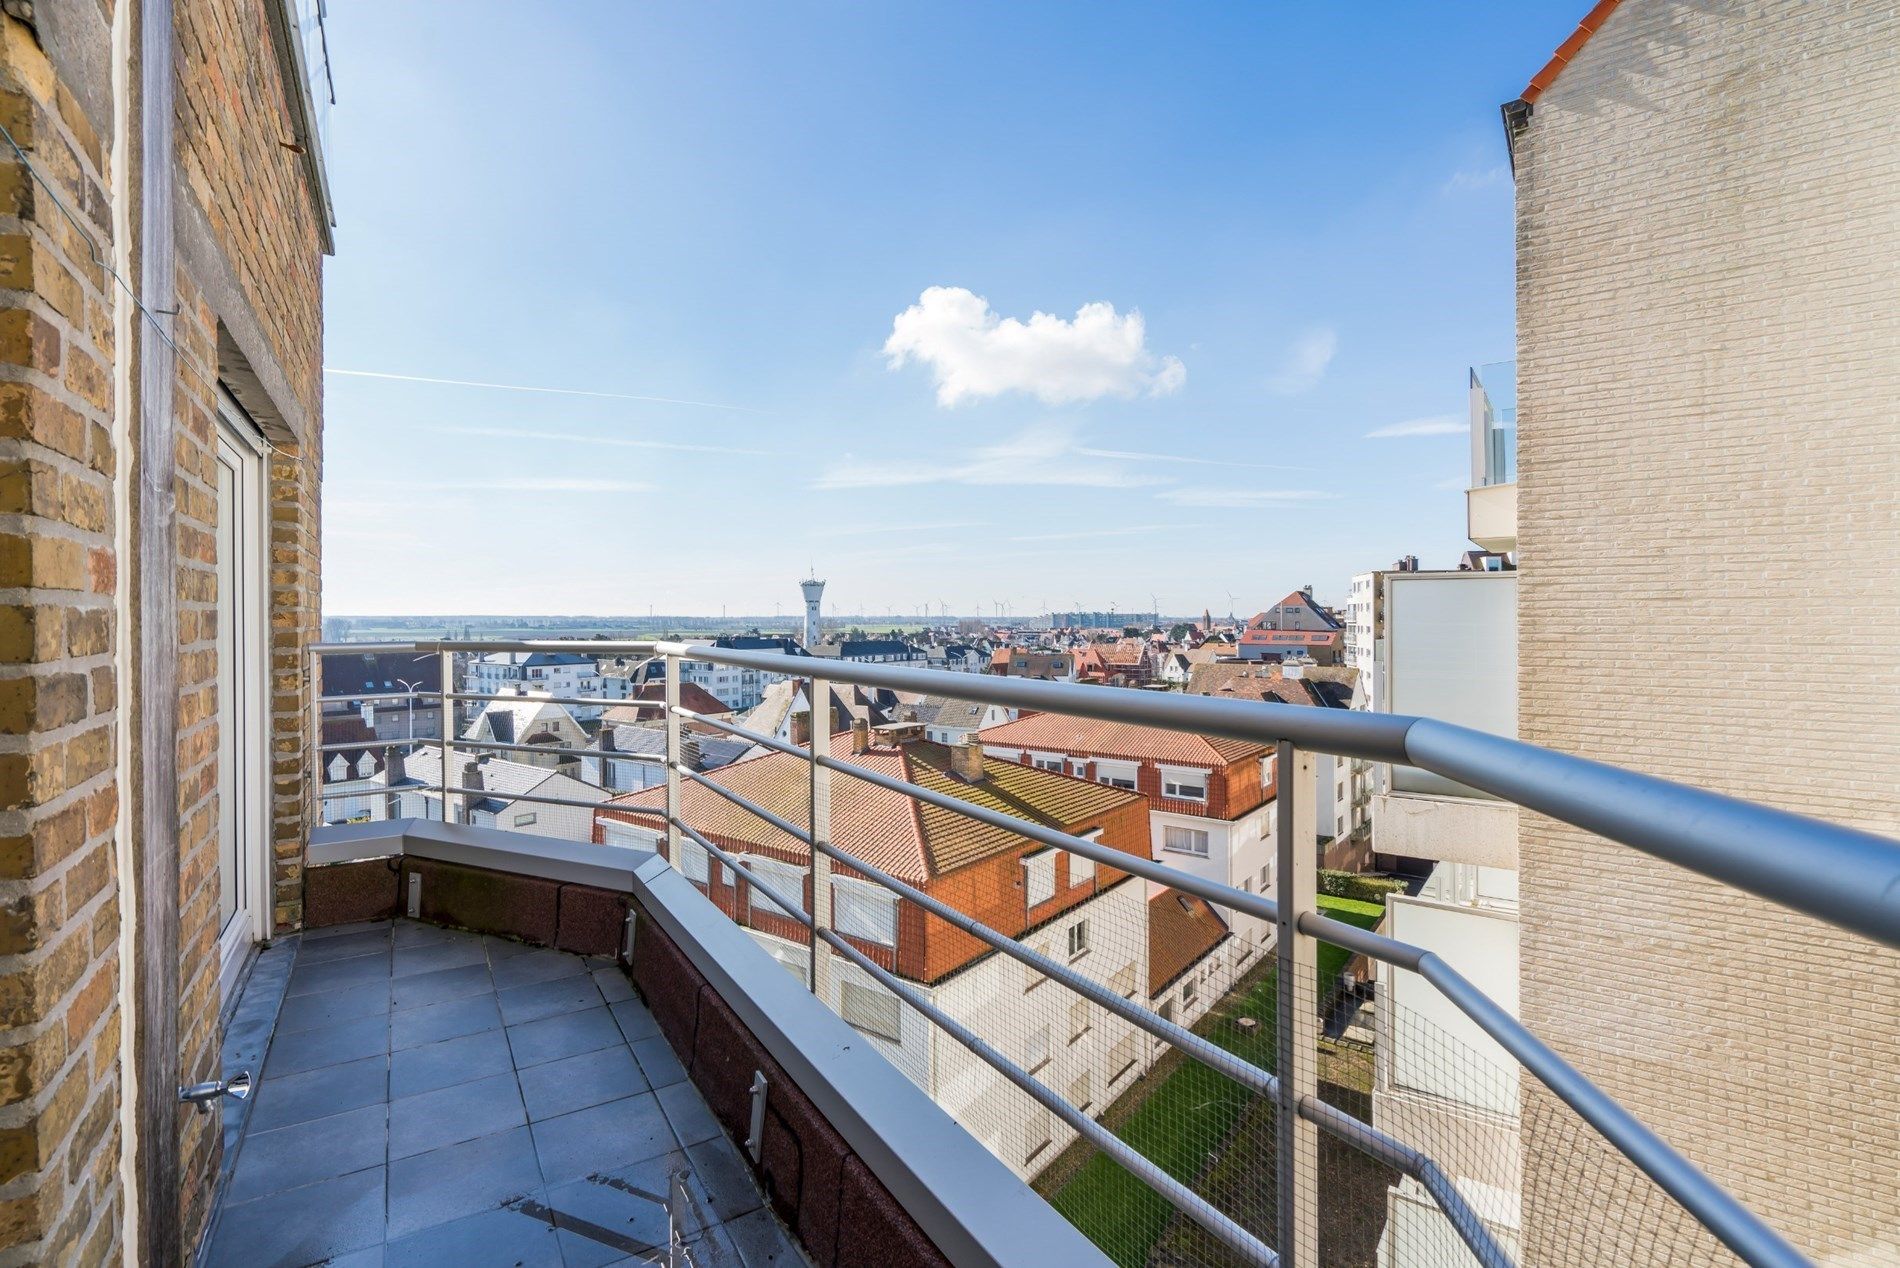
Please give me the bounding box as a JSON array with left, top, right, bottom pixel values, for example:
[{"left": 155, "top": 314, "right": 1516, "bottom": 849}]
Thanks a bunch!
[{"left": 1045, "top": 895, "right": 1387, "bottom": 1268}]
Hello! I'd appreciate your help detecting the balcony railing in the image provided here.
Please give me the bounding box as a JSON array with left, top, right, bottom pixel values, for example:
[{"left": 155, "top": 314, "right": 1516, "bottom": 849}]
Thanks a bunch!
[{"left": 307, "top": 638, "right": 1900, "bottom": 1268}]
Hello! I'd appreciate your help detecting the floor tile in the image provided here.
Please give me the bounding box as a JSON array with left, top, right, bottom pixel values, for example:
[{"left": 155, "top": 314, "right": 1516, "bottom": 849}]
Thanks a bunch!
[
  {"left": 276, "top": 979, "right": 392, "bottom": 1035},
  {"left": 304, "top": 919, "right": 393, "bottom": 942},
  {"left": 387, "top": 1125, "right": 545, "bottom": 1240},
  {"left": 610, "top": 998, "right": 661, "bottom": 1043},
  {"left": 384, "top": 1198, "right": 563, "bottom": 1268},
  {"left": 204, "top": 1166, "right": 386, "bottom": 1268},
  {"left": 391, "top": 960, "right": 493, "bottom": 1011},
  {"left": 392, "top": 992, "right": 503, "bottom": 1050},
  {"left": 507, "top": 1006, "right": 624, "bottom": 1070},
  {"left": 518, "top": 1043, "right": 647, "bottom": 1122},
  {"left": 685, "top": 1221, "right": 744, "bottom": 1268},
  {"left": 297, "top": 927, "right": 393, "bottom": 965},
  {"left": 497, "top": 974, "right": 602, "bottom": 1027},
  {"left": 631, "top": 1036, "right": 688, "bottom": 1089},
  {"left": 592, "top": 967, "right": 636, "bottom": 1003},
  {"left": 319, "top": 1246, "right": 386, "bottom": 1268},
  {"left": 287, "top": 950, "right": 393, "bottom": 998},
  {"left": 389, "top": 1069, "right": 525, "bottom": 1159},
  {"left": 483, "top": 933, "right": 539, "bottom": 962},
  {"left": 226, "top": 1102, "right": 387, "bottom": 1204},
  {"left": 532, "top": 1093, "right": 676, "bottom": 1185},
  {"left": 391, "top": 1027, "right": 514, "bottom": 1100},
  {"left": 248, "top": 1055, "right": 388, "bottom": 1133},
  {"left": 394, "top": 921, "right": 482, "bottom": 949},
  {"left": 544, "top": 1155, "right": 687, "bottom": 1267},
  {"left": 686, "top": 1134, "right": 765, "bottom": 1225},
  {"left": 265, "top": 1012, "right": 389, "bottom": 1077},
  {"left": 393, "top": 938, "right": 488, "bottom": 980},
  {"left": 492, "top": 946, "right": 589, "bottom": 990},
  {"left": 656, "top": 1080, "right": 723, "bottom": 1148},
  {"left": 722, "top": 1206, "right": 807, "bottom": 1267}
]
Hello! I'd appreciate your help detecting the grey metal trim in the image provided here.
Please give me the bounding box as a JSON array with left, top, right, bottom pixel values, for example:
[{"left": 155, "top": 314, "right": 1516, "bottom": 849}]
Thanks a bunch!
[
  {"left": 630, "top": 848, "right": 1113, "bottom": 1268},
  {"left": 305, "top": 818, "right": 651, "bottom": 891}
]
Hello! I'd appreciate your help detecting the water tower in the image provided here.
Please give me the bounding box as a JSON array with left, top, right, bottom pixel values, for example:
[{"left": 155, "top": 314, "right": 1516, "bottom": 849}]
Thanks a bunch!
[{"left": 800, "top": 574, "right": 826, "bottom": 647}]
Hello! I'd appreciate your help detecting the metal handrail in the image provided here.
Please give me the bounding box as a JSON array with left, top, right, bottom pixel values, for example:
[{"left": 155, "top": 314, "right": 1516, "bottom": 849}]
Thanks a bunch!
[{"left": 304, "top": 636, "right": 1900, "bottom": 1267}]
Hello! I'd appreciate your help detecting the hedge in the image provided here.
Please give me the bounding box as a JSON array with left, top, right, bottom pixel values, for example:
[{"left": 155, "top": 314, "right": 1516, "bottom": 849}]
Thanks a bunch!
[{"left": 1317, "top": 869, "right": 1405, "bottom": 902}]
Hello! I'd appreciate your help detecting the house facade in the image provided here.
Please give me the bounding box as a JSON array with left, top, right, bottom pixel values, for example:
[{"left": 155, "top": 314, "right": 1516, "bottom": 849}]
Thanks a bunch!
[
  {"left": 466, "top": 650, "right": 625, "bottom": 720},
  {"left": 975, "top": 714, "right": 1278, "bottom": 945}
]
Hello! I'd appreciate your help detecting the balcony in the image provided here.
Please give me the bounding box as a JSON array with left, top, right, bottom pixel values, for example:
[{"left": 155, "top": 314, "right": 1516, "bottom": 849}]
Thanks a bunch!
[
  {"left": 1466, "top": 362, "right": 1517, "bottom": 553},
  {"left": 214, "top": 638, "right": 1900, "bottom": 1268}
]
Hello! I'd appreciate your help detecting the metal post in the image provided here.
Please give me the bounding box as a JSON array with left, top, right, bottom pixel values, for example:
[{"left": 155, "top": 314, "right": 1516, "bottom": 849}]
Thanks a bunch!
[
  {"left": 438, "top": 649, "right": 457, "bottom": 824},
  {"left": 806, "top": 674, "right": 833, "bottom": 1001},
  {"left": 664, "top": 653, "right": 683, "bottom": 861},
  {"left": 1275, "top": 741, "right": 1319, "bottom": 1265},
  {"left": 307, "top": 650, "right": 324, "bottom": 829}
]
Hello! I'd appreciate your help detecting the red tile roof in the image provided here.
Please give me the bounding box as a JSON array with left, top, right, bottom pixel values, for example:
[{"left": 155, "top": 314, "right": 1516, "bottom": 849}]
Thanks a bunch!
[
  {"left": 601, "top": 733, "right": 1142, "bottom": 884},
  {"left": 623, "top": 683, "right": 734, "bottom": 717},
  {"left": 1148, "top": 889, "right": 1230, "bottom": 995},
  {"left": 1521, "top": 0, "right": 1624, "bottom": 103},
  {"left": 975, "top": 713, "right": 1266, "bottom": 767}
]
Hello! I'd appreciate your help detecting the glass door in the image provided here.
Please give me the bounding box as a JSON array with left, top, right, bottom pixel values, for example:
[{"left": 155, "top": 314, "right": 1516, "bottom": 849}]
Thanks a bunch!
[{"left": 214, "top": 398, "right": 269, "bottom": 1003}]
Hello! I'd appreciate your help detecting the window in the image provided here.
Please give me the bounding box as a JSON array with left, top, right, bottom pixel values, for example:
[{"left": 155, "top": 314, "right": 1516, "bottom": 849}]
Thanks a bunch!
[
  {"left": 678, "top": 836, "right": 710, "bottom": 884},
  {"left": 1163, "top": 825, "right": 1211, "bottom": 857},
  {"left": 1183, "top": 976, "right": 1199, "bottom": 1004},
  {"left": 746, "top": 856, "right": 808, "bottom": 919},
  {"left": 512, "top": 811, "right": 537, "bottom": 827},
  {"left": 1258, "top": 865, "right": 1271, "bottom": 891},
  {"left": 1070, "top": 851, "right": 1096, "bottom": 888},
  {"left": 1025, "top": 943, "right": 1049, "bottom": 993},
  {"left": 1094, "top": 758, "right": 1139, "bottom": 790},
  {"left": 1022, "top": 850, "right": 1056, "bottom": 907},
  {"left": 1025, "top": 1106, "right": 1052, "bottom": 1165},
  {"left": 1161, "top": 767, "right": 1209, "bottom": 801},
  {"left": 1069, "top": 1069, "right": 1093, "bottom": 1113},
  {"left": 1024, "top": 1023, "right": 1050, "bottom": 1073},
  {"left": 839, "top": 980, "right": 902, "bottom": 1042},
  {"left": 1109, "top": 1030, "right": 1140, "bottom": 1083},
  {"left": 1032, "top": 753, "right": 1064, "bottom": 772},
  {"left": 1066, "top": 920, "right": 1090, "bottom": 959},
  {"left": 833, "top": 876, "right": 898, "bottom": 947},
  {"left": 1068, "top": 997, "right": 1091, "bottom": 1044},
  {"left": 1110, "top": 962, "right": 1138, "bottom": 999}
]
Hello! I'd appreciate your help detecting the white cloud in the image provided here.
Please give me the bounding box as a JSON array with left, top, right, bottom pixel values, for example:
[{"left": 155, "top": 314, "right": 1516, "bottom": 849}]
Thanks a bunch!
[
  {"left": 1267, "top": 327, "right": 1337, "bottom": 395},
  {"left": 1155, "top": 487, "right": 1339, "bottom": 509},
  {"left": 428, "top": 424, "right": 769, "bottom": 457},
  {"left": 1441, "top": 164, "right": 1511, "bottom": 194},
  {"left": 1366, "top": 414, "right": 1465, "bottom": 438},
  {"left": 883, "top": 286, "right": 1186, "bottom": 406},
  {"left": 813, "top": 421, "right": 1169, "bottom": 491}
]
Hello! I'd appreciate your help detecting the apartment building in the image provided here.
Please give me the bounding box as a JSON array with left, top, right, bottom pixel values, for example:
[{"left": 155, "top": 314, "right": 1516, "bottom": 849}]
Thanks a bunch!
[
  {"left": 0, "top": 2, "right": 332, "bottom": 1256},
  {"left": 376, "top": 749, "right": 609, "bottom": 842},
  {"left": 1237, "top": 592, "right": 1345, "bottom": 665},
  {"left": 976, "top": 714, "right": 1278, "bottom": 944},
  {"left": 1506, "top": 2, "right": 1900, "bottom": 1262},
  {"left": 638, "top": 632, "right": 811, "bottom": 711},
  {"left": 594, "top": 725, "right": 1207, "bottom": 1178},
  {"left": 466, "top": 650, "right": 626, "bottom": 720}
]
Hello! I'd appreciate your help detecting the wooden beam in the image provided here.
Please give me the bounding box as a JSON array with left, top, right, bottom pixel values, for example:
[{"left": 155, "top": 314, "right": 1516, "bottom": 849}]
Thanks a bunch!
[{"left": 132, "top": 0, "right": 181, "bottom": 1257}]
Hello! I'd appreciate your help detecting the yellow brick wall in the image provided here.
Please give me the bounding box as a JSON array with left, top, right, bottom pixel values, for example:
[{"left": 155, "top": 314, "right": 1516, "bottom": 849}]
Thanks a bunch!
[
  {"left": 0, "top": 15, "right": 126, "bottom": 1262},
  {"left": 1514, "top": 1, "right": 1900, "bottom": 1263}
]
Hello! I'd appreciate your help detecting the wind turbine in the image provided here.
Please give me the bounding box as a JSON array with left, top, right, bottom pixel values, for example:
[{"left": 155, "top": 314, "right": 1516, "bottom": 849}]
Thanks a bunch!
[{"left": 1225, "top": 591, "right": 1238, "bottom": 622}]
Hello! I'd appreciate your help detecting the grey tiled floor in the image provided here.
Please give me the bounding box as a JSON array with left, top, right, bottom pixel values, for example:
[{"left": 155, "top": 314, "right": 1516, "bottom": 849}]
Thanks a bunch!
[{"left": 202, "top": 919, "right": 807, "bottom": 1268}]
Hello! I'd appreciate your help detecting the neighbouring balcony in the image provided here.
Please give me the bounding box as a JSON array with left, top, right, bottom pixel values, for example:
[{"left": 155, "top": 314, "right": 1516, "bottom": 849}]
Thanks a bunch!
[
  {"left": 1466, "top": 362, "right": 1517, "bottom": 554},
  {"left": 221, "top": 638, "right": 1900, "bottom": 1268}
]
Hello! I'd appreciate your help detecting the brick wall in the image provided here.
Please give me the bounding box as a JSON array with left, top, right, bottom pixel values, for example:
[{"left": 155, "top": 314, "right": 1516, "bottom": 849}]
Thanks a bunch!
[
  {"left": 0, "top": 14, "right": 125, "bottom": 1262},
  {"left": 1514, "top": 1, "right": 1900, "bottom": 1261}
]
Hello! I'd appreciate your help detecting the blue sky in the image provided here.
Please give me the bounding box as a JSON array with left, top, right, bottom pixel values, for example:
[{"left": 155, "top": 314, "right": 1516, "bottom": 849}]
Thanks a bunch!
[{"left": 320, "top": 2, "right": 1575, "bottom": 619}]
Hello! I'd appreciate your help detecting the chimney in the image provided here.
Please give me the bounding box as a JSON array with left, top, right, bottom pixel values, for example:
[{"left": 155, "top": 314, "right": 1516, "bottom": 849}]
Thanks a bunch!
[
  {"left": 383, "top": 745, "right": 406, "bottom": 786},
  {"left": 461, "top": 759, "right": 482, "bottom": 792},
  {"left": 850, "top": 718, "right": 871, "bottom": 755},
  {"left": 950, "top": 735, "right": 984, "bottom": 782},
  {"left": 790, "top": 709, "right": 812, "bottom": 748}
]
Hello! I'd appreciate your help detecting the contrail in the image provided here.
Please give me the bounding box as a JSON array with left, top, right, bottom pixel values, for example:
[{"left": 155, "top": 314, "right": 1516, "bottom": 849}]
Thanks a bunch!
[{"left": 324, "top": 367, "right": 763, "bottom": 413}]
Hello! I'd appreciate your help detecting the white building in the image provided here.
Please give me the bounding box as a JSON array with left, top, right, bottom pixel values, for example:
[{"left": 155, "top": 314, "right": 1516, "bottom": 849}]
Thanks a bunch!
[
  {"left": 378, "top": 749, "right": 609, "bottom": 843},
  {"left": 465, "top": 651, "right": 625, "bottom": 720}
]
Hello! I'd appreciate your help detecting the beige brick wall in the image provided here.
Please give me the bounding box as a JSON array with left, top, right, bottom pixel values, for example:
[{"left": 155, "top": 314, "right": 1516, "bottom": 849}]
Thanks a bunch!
[{"left": 1514, "top": 1, "right": 1900, "bottom": 1263}]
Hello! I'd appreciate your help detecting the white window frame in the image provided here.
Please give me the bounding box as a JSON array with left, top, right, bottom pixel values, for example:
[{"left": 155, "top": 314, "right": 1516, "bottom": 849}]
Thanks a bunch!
[
  {"left": 1022, "top": 849, "right": 1056, "bottom": 907},
  {"left": 1066, "top": 920, "right": 1090, "bottom": 960},
  {"left": 512, "top": 811, "right": 537, "bottom": 828},
  {"left": 1024, "top": 1023, "right": 1051, "bottom": 1073},
  {"left": 1094, "top": 758, "right": 1139, "bottom": 790},
  {"left": 1160, "top": 765, "right": 1210, "bottom": 802},
  {"left": 832, "top": 876, "right": 898, "bottom": 947},
  {"left": 746, "top": 856, "right": 808, "bottom": 919},
  {"left": 839, "top": 979, "right": 902, "bottom": 1043},
  {"left": 1163, "top": 824, "right": 1211, "bottom": 858},
  {"left": 1068, "top": 996, "right": 1091, "bottom": 1044}
]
